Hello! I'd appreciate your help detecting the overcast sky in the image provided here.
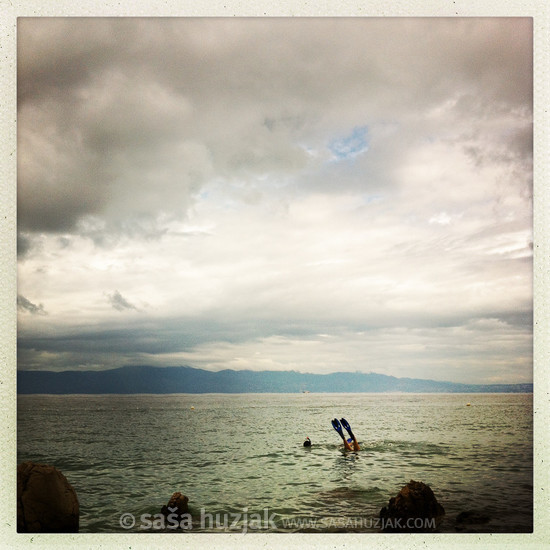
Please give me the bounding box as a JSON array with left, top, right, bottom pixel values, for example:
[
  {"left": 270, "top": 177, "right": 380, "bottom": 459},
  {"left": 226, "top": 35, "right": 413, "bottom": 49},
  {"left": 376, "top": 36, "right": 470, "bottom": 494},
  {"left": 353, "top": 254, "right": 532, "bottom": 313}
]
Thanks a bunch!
[{"left": 16, "top": 17, "right": 533, "bottom": 383}]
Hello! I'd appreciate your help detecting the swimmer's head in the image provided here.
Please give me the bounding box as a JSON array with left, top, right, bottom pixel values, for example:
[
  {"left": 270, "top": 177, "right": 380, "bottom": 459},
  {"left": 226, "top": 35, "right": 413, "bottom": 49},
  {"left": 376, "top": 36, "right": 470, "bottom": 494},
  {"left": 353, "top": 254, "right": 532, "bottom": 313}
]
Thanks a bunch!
[{"left": 303, "top": 437, "right": 311, "bottom": 447}]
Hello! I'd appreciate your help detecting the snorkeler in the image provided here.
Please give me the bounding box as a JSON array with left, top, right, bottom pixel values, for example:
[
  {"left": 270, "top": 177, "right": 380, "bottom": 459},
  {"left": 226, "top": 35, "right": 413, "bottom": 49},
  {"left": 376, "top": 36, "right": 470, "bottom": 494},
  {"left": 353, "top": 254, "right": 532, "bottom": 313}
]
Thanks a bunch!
[
  {"left": 331, "top": 418, "right": 360, "bottom": 451},
  {"left": 303, "top": 437, "right": 312, "bottom": 447}
]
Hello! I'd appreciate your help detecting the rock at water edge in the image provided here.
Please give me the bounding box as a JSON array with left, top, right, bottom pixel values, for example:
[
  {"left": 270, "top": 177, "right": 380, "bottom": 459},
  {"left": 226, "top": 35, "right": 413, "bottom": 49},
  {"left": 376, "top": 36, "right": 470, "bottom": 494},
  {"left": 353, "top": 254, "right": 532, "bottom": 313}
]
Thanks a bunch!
[
  {"left": 379, "top": 479, "right": 445, "bottom": 532},
  {"left": 17, "top": 461, "right": 79, "bottom": 533}
]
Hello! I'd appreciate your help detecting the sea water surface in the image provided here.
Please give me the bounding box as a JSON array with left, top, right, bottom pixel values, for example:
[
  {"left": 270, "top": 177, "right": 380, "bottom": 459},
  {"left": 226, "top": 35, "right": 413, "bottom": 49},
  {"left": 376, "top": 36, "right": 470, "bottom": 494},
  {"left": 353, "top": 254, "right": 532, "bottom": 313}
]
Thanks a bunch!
[{"left": 17, "top": 393, "right": 533, "bottom": 533}]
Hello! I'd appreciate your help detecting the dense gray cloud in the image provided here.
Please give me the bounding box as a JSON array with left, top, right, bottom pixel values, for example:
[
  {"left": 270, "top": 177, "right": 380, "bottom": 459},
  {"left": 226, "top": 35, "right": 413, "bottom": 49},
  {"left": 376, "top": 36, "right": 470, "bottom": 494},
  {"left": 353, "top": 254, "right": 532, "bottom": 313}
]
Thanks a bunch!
[
  {"left": 106, "top": 290, "right": 139, "bottom": 312},
  {"left": 17, "top": 17, "right": 533, "bottom": 383},
  {"left": 18, "top": 18, "right": 532, "bottom": 235},
  {"left": 17, "top": 295, "right": 47, "bottom": 315}
]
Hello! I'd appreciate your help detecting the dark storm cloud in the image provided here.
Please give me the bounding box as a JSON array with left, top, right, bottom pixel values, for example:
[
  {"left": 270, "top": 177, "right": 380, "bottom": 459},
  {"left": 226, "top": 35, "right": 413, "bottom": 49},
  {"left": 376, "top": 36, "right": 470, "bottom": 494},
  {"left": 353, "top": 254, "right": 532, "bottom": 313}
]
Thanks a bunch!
[
  {"left": 16, "top": 316, "right": 293, "bottom": 362},
  {"left": 16, "top": 302, "right": 531, "bottom": 359}
]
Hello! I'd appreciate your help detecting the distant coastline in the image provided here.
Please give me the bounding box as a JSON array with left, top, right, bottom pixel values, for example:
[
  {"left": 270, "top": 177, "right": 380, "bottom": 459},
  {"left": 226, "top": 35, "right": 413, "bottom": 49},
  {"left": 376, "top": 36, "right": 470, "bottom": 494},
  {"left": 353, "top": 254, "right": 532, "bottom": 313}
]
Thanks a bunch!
[{"left": 17, "top": 365, "right": 533, "bottom": 395}]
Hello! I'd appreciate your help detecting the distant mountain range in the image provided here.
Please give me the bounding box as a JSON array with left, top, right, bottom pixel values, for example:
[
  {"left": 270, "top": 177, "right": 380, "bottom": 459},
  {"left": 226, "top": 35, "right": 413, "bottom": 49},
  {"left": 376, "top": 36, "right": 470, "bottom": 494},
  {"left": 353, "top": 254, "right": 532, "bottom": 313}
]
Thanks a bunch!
[{"left": 17, "top": 365, "right": 533, "bottom": 394}]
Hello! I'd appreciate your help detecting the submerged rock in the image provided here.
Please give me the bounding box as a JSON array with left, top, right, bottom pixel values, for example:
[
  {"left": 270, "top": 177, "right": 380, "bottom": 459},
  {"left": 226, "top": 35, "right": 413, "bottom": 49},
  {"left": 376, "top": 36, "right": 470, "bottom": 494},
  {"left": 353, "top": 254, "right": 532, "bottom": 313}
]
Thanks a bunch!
[
  {"left": 17, "top": 461, "right": 79, "bottom": 533},
  {"left": 379, "top": 479, "right": 445, "bottom": 532},
  {"left": 455, "top": 510, "right": 491, "bottom": 531}
]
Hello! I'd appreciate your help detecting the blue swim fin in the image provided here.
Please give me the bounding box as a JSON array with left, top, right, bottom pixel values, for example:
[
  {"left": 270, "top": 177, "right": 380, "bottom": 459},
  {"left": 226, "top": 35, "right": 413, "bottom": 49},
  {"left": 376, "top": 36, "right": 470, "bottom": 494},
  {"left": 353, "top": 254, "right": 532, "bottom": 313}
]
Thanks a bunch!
[
  {"left": 331, "top": 418, "right": 345, "bottom": 440},
  {"left": 340, "top": 417, "right": 355, "bottom": 440}
]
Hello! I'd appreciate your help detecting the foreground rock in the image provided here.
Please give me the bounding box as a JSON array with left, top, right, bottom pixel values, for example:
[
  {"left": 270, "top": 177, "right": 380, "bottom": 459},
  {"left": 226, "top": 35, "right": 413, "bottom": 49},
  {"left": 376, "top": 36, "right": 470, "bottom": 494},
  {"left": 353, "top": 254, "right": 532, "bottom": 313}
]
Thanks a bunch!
[
  {"left": 17, "top": 462, "right": 79, "bottom": 533},
  {"left": 161, "top": 491, "right": 190, "bottom": 518},
  {"left": 379, "top": 479, "right": 445, "bottom": 532}
]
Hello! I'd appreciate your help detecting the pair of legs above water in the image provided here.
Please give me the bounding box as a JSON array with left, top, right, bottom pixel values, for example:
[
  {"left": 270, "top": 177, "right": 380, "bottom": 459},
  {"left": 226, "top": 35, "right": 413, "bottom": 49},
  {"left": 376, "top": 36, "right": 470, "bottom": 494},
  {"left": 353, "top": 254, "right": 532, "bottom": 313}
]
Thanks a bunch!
[{"left": 332, "top": 418, "right": 360, "bottom": 451}]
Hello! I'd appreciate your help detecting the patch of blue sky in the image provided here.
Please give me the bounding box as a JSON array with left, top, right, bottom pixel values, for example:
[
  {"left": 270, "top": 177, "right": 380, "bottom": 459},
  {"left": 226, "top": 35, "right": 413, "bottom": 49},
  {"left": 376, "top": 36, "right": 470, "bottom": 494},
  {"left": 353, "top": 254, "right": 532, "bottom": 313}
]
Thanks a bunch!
[
  {"left": 328, "top": 125, "right": 369, "bottom": 161},
  {"left": 362, "top": 194, "right": 382, "bottom": 205}
]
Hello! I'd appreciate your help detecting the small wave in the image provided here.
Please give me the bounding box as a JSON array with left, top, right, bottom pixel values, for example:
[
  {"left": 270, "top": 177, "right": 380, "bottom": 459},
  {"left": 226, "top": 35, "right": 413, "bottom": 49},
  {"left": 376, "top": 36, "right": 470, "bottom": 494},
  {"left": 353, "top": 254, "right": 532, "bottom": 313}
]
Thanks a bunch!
[
  {"left": 248, "top": 451, "right": 283, "bottom": 460},
  {"left": 316, "top": 486, "right": 383, "bottom": 503}
]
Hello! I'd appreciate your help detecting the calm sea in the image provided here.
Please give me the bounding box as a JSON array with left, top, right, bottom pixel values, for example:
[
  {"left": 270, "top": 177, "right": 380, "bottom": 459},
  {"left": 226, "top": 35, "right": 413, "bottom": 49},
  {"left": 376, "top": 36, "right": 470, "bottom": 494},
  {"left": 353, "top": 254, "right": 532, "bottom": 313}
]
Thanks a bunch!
[{"left": 17, "top": 392, "right": 532, "bottom": 533}]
